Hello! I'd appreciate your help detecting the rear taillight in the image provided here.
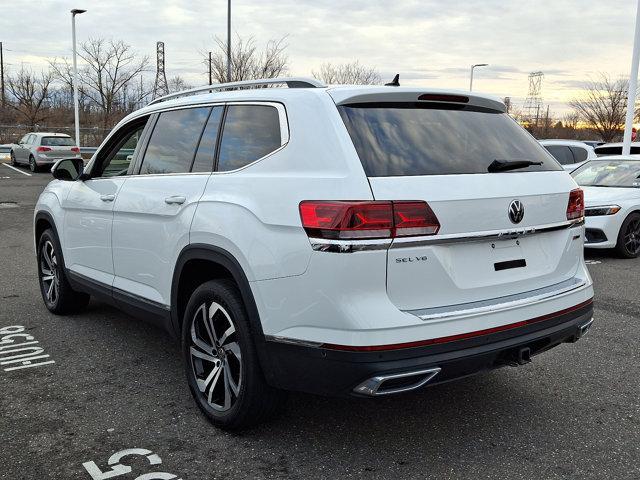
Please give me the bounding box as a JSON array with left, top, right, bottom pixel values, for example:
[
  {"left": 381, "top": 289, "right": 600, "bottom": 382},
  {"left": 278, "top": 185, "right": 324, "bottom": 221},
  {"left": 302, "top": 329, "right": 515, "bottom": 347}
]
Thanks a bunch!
[
  {"left": 71, "top": 147, "right": 80, "bottom": 153},
  {"left": 36, "top": 146, "right": 51, "bottom": 152},
  {"left": 299, "top": 201, "right": 440, "bottom": 240},
  {"left": 566, "top": 188, "right": 584, "bottom": 221}
]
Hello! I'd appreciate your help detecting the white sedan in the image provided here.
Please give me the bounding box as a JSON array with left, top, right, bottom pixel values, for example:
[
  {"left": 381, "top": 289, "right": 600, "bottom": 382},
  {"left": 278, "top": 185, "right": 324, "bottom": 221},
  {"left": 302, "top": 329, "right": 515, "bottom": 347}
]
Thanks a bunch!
[{"left": 571, "top": 157, "right": 640, "bottom": 258}]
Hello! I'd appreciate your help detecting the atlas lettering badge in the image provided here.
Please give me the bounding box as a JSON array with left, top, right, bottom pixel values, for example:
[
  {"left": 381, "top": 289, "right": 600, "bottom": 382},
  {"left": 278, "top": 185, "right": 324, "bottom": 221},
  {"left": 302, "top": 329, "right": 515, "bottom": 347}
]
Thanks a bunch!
[{"left": 0, "top": 325, "right": 55, "bottom": 372}]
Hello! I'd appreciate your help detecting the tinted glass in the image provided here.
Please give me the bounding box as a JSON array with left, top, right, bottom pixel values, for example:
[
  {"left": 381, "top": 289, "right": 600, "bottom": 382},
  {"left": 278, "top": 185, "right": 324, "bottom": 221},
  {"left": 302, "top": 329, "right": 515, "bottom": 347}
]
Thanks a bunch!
[
  {"left": 26, "top": 134, "right": 35, "bottom": 144},
  {"left": 99, "top": 124, "right": 146, "bottom": 177},
  {"left": 42, "top": 136, "right": 75, "bottom": 147},
  {"left": 218, "top": 105, "right": 281, "bottom": 171},
  {"left": 338, "top": 103, "right": 561, "bottom": 176},
  {"left": 191, "top": 107, "right": 223, "bottom": 172},
  {"left": 545, "top": 145, "right": 575, "bottom": 165},
  {"left": 569, "top": 146, "right": 589, "bottom": 162},
  {"left": 572, "top": 160, "right": 640, "bottom": 188},
  {"left": 595, "top": 145, "right": 640, "bottom": 156},
  {"left": 140, "top": 107, "right": 211, "bottom": 175},
  {"left": 19, "top": 135, "right": 29, "bottom": 144}
]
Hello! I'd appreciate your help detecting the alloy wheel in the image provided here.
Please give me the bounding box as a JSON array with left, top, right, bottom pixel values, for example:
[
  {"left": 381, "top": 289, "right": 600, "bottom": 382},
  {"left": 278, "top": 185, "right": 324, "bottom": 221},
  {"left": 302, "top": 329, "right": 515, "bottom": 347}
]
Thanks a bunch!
[
  {"left": 29, "top": 156, "right": 36, "bottom": 172},
  {"left": 40, "top": 240, "right": 59, "bottom": 305},
  {"left": 624, "top": 218, "right": 640, "bottom": 256},
  {"left": 189, "top": 301, "right": 242, "bottom": 412}
]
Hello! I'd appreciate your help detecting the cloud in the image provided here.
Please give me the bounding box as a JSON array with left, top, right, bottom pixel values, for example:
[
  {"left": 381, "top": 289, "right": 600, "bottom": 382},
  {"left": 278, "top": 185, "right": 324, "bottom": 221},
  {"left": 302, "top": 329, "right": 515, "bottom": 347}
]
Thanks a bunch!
[{"left": 0, "top": 0, "right": 635, "bottom": 114}]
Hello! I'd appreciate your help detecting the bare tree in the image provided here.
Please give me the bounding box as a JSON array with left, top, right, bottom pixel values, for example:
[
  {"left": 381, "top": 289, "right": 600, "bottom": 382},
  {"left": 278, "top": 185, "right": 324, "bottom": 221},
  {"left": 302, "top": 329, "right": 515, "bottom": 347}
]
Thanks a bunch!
[
  {"left": 168, "top": 75, "right": 192, "bottom": 93},
  {"left": 78, "top": 38, "right": 149, "bottom": 128},
  {"left": 6, "top": 67, "right": 54, "bottom": 129},
  {"left": 312, "top": 61, "right": 381, "bottom": 85},
  {"left": 569, "top": 74, "right": 629, "bottom": 143},
  {"left": 205, "top": 35, "right": 288, "bottom": 83}
]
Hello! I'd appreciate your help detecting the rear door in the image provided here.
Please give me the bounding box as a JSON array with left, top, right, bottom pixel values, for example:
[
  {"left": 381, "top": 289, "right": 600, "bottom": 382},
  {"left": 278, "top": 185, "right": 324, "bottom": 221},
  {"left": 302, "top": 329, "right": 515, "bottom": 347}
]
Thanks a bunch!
[
  {"left": 338, "top": 100, "right": 582, "bottom": 312},
  {"left": 111, "top": 105, "right": 222, "bottom": 307}
]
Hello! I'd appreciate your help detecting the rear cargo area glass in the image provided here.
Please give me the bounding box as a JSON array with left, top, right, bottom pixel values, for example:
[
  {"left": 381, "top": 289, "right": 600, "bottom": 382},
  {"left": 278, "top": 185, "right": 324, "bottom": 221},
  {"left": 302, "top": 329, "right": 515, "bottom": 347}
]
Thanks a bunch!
[{"left": 338, "top": 103, "right": 560, "bottom": 176}]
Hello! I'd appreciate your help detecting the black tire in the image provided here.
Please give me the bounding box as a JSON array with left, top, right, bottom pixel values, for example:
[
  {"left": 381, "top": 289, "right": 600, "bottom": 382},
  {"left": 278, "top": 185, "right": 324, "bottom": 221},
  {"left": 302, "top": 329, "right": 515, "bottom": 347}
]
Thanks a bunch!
[
  {"left": 182, "top": 279, "right": 285, "bottom": 430},
  {"left": 615, "top": 212, "right": 640, "bottom": 259},
  {"left": 10, "top": 151, "right": 17, "bottom": 166},
  {"left": 37, "top": 229, "right": 90, "bottom": 314},
  {"left": 29, "top": 155, "right": 38, "bottom": 172}
]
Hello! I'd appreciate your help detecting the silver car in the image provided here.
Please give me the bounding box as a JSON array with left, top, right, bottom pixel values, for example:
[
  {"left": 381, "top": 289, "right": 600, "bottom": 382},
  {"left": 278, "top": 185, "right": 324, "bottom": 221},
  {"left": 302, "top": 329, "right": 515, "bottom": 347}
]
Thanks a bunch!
[{"left": 10, "top": 132, "right": 81, "bottom": 172}]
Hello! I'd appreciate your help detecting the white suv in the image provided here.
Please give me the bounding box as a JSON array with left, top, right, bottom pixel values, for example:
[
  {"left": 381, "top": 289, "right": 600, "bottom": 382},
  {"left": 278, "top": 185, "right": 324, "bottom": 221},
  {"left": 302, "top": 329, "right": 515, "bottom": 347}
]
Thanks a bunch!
[{"left": 34, "top": 78, "right": 594, "bottom": 429}]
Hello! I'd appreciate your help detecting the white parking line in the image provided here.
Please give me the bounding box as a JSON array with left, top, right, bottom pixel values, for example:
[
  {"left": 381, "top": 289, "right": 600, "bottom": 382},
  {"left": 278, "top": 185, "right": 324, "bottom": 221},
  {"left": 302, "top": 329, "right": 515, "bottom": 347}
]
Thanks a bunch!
[{"left": 1, "top": 163, "right": 32, "bottom": 176}]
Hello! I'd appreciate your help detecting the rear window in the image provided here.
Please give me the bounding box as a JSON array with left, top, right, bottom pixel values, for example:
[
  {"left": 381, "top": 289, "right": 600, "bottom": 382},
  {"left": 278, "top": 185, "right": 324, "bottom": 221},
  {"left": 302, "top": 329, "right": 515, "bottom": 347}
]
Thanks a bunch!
[
  {"left": 41, "top": 136, "right": 74, "bottom": 147},
  {"left": 595, "top": 145, "right": 640, "bottom": 156},
  {"left": 338, "top": 103, "right": 561, "bottom": 176}
]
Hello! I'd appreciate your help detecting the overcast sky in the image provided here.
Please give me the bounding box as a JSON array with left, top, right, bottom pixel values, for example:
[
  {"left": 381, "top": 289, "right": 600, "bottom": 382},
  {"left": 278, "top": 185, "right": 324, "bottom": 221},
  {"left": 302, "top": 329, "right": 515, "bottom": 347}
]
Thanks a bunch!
[{"left": 1, "top": 0, "right": 638, "bottom": 114}]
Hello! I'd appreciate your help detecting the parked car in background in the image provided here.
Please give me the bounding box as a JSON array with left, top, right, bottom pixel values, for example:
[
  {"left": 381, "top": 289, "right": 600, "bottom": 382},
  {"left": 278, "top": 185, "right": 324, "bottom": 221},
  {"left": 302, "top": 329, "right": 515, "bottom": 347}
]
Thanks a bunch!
[
  {"left": 34, "top": 78, "right": 594, "bottom": 429},
  {"left": 594, "top": 142, "right": 640, "bottom": 157},
  {"left": 10, "top": 133, "right": 81, "bottom": 172},
  {"left": 539, "top": 139, "right": 596, "bottom": 172},
  {"left": 571, "top": 157, "right": 640, "bottom": 258}
]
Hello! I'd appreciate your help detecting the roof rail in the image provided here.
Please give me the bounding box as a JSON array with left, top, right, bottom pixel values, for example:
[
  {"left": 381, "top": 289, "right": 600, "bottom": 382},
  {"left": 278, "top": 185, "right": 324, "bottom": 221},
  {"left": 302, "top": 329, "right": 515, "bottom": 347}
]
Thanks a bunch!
[{"left": 148, "top": 77, "right": 326, "bottom": 105}]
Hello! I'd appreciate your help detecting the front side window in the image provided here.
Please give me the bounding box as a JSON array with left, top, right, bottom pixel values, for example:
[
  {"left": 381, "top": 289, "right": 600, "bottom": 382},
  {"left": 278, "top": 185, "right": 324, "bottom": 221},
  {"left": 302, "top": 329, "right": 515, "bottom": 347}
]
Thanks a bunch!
[
  {"left": 217, "top": 105, "right": 282, "bottom": 172},
  {"left": 95, "top": 120, "right": 148, "bottom": 178},
  {"left": 139, "top": 107, "right": 211, "bottom": 175},
  {"left": 19, "top": 134, "right": 29, "bottom": 144},
  {"left": 339, "top": 103, "right": 561, "bottom": 176}
]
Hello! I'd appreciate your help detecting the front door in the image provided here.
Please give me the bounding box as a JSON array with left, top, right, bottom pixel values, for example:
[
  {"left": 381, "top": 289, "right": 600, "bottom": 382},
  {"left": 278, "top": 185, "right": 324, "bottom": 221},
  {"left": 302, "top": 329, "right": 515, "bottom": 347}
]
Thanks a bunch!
[{"left": 61, "top": 118, "right": 150, "bottom": 286}]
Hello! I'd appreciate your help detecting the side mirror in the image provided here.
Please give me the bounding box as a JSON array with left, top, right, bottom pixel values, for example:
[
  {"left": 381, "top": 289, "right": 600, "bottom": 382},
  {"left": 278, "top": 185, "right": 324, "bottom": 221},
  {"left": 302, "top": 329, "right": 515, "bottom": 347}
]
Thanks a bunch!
[{"left": 52, "top": 157, "right": 86, "bottom": 181}]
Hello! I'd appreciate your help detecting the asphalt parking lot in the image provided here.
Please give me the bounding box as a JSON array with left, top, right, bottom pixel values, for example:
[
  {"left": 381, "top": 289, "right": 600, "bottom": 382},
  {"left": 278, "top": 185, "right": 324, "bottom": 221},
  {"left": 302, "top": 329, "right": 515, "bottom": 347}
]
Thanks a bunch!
[{"left": 1, "top": 162, "right": 639, "bottom": 480}]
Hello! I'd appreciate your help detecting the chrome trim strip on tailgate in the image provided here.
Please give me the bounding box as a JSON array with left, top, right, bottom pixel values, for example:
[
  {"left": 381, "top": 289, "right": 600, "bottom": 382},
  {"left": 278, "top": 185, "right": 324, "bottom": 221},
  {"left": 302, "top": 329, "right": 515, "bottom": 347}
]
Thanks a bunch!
[
  {"left": 391, "top": 219, "right": 584, "bottom": 249},
  {"left": 309, "top": 219, "right": 584, "bottom": 253},
  {"left": 406, "top": 277, "right": 588, "bottom": 321}
]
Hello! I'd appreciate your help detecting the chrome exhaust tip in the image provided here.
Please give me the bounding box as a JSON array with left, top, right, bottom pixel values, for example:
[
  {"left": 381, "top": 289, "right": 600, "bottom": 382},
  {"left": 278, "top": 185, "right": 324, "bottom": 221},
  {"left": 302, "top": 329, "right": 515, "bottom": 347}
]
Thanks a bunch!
[
  {"left": 353, "top": 367, "right": 441, "bottom": 396},
  {"left": 579, "top": 317, "right": 594, "bottom": 338}
]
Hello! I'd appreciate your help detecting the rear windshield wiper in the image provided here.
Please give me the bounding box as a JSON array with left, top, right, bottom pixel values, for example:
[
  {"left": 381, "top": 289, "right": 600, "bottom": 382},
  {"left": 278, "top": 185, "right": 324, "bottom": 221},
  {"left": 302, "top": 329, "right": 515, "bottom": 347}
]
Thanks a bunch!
[{"left": 488, "top": 159, "right": 543, "bottom": 173}]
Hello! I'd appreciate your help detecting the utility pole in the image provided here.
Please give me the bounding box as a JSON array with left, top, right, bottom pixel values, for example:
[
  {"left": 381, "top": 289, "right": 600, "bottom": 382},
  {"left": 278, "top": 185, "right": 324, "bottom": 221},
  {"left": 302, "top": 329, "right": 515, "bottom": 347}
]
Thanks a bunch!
[
  {"left": 208, "top": 51, "right": 212, "bottom": 85},
  {"left": 227, "top": 0, "right": 231, "bottom": 82},
  {"left": 623, "top": 0, "right": 640, "bottom": 155},
  {"left": 0, "top": 42, "right": 5, "bottom": 107}
]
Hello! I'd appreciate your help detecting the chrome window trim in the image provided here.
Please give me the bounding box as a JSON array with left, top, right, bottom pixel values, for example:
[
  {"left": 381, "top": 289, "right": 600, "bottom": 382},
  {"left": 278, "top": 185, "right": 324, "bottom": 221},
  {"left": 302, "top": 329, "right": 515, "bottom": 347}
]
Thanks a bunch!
[
  {"left": 406, "top": 277, "right": 589, "bottom": 322},
  {"left": 89, "top": 101, "right": 289, "bottom": 177}
]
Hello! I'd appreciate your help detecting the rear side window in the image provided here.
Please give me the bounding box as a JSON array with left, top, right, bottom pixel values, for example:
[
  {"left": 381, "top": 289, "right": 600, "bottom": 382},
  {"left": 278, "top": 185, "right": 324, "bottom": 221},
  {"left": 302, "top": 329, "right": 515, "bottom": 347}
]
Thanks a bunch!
[
  {"left": 41, "top": 136, "right": 75, "bottom": 147},
  {"left": 545, "top": 145, "right": 575, "bottom": 165},
  {"left": 569, "top": 146, "right": 588, "bottom": 163},
  {"left": 217, "top": 105, "right": 281, "bottom": 172},
  {"left": 140, "top": 107, "right": 210, "bottom": 175},
  {"left": 338, "top": 103, "right": 561, "bottom": 176}
]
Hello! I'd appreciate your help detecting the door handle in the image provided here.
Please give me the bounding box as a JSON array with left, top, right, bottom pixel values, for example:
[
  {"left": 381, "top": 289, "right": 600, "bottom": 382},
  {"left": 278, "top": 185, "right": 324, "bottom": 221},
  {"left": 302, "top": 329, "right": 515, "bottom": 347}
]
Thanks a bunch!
[
  {"left": 164, "top": 195, "right": 186, "bottom": 205},
  {"left": 100, "top": 194, "right": 116, "bottom": 202}
]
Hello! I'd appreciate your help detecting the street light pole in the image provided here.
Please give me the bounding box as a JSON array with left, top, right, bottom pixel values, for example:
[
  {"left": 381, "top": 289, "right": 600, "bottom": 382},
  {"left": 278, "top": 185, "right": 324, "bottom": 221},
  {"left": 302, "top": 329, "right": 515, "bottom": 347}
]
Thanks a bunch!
[
  {"left": 469, "top": 63, "right": 488, "bottom": 91},
  {"left": 227, "top": 0, "right": 231, "bottom": 82},
  {"left": 623, "top": 0, "right": 640, "bottom": 155},
  {"left": 71, "top": 8, "right": 86, "bottom": 148}
]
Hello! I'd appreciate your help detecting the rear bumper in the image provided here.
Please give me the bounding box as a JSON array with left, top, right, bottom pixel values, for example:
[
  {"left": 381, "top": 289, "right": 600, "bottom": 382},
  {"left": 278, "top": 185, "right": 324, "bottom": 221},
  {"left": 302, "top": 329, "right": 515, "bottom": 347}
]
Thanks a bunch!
[{"left": 262, "top": 299, "right": 594, "bottom": 397}]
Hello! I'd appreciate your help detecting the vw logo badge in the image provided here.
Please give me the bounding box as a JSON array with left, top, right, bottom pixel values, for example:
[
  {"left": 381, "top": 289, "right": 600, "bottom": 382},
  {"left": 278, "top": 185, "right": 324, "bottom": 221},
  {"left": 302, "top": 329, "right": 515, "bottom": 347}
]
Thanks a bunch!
[{"left": 508, "top": 200, "right": 525, "bottom": 224}]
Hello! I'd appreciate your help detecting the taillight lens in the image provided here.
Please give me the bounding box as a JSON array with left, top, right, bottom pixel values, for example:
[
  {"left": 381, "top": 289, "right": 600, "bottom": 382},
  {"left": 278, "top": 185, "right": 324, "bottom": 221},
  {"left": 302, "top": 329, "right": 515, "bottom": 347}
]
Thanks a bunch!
[
  {"left": 71, "top": 147, "right": 80, "bottom": 153},
  {"left": 36, "top": 146, "right": 51, "bottom": 152},
  {"left": 393, "top": 201, "right": 440, "bottom": 236},
  {"left": 299, "top": 200, "right": 440, "bottom": 240},
  {"left": 566, "top": 188, "right": 584, "bottom": 220}
]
